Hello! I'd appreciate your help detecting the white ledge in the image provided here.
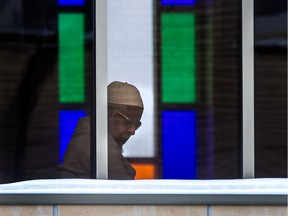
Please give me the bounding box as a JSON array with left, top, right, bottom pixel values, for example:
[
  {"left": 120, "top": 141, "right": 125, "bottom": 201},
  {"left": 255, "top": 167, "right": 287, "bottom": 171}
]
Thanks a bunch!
[
  {"left": 0, "top": 178, "right": 287, "bottom": 194},
  {"left": 0, "top": 178, "right": 287, "bottom": 205}
]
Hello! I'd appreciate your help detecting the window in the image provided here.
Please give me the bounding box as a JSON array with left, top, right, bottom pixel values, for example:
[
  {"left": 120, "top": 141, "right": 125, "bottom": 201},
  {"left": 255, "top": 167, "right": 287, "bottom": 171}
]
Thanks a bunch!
[
  {"left": 0, "top": 0, "right": 286, "bottom": 184},
  {"left": 0, "top": 0, "right": 95, "bottom": 182},
  {"left": 254, "top": 0, "right": 287, "bottom": 177}
]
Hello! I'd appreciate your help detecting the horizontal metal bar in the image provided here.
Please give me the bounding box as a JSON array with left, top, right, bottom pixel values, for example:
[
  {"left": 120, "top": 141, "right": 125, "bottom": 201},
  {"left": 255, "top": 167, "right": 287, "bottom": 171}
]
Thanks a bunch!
[{"left": 0, "top": 194, "right": 286, "bottom": 205}]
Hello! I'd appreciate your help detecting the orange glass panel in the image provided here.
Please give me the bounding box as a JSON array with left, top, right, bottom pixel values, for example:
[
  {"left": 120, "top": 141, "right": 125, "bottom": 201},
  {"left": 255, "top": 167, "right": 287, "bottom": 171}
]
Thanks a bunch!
[{"left": 131, "top": 163, "right": 156, "bottom": 179}]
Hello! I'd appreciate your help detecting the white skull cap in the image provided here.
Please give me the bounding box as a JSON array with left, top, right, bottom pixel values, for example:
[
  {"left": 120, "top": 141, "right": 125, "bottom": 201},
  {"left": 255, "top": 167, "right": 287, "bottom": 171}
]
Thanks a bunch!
[{"left": 108, "top": 81, "right": 144, "bottom": 108}]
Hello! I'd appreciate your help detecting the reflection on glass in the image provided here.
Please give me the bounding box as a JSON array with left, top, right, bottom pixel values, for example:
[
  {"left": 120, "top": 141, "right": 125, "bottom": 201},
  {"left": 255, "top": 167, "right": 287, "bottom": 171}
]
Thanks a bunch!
[
  {"left": 3, "top": 0, "right": 285, "bottom": 182},
  {"left": 59, "top": 13, "right": 85, "bottom": 103},
  {"left": 107, "top": 0, "right": 242, "bottom": 180},
  {"left": 0, "top": 0, "right": 94, "bottom": 183},
  {"left": 161, "top": 0, "right": 196, "bottom": 6},
  {"left": 58, "top": 81, "right": 144, "bottom": 180},
  {"left": 58, "top": 0, "right": 85, "bottom": 6},
  {"left": 108, "top": 0, "right": 155, "bottom": 178},
  {"left": 162, "top": 111, "right": 196, "bottom": 179},
  {"left": 59, "top": 110, "right": 86, "bottom": 163},
  {"left": 254, "top": 0, "right": 287, "bottom": 177},
  {"left": 161, "top": 13, "right": 196, "bottom": 104}
]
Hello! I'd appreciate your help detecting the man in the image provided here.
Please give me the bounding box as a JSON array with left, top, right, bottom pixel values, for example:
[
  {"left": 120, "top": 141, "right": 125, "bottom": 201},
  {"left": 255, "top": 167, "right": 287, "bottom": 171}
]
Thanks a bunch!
[{"left": 57, "top": 81, "right": 144, "bottom": 179}]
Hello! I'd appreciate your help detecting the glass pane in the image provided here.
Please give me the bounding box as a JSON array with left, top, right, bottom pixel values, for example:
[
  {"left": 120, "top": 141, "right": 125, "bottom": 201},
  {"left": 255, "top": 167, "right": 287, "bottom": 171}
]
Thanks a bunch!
[
  {"left": 107, "top": 1, "right": 155, "bottom": 179},
  {"left": 106, "top": 0, "right": 241, "bottom": 180},
  {"left": 0, "top": 0, "right": 94, "bottom": 183},
  {"left": 161, "top": 13, "right": 196, "bottom": 103},
  {"left": 254, "top": 0, "right": 287, "bottom": 177}
]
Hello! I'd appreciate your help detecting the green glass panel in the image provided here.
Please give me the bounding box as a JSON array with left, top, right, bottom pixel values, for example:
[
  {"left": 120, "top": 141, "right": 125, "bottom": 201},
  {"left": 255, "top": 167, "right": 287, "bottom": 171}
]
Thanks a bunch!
[
  {"left": 161, "top": 13, "right": 196, "bottom": 103},
  {"left": 59, "top": 13, "right": 85, "bottom": 103}
]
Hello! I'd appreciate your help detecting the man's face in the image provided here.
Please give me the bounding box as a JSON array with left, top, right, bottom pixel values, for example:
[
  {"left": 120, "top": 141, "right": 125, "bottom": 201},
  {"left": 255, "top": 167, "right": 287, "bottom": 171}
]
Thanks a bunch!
[{"left": 108, "top": 105, "right": 143, "bottom": 147}]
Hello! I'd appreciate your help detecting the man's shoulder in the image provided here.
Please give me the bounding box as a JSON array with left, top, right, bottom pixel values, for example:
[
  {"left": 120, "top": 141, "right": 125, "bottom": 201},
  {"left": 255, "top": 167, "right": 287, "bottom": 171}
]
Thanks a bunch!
[
  {"left": 79, "top": 116, "right": 90, "bottom": 122},
  {"left": 77, "top": 116, "right": 90, "bottom": 126},
  {"left": 108, "top": 135, "right": 122, "bottom": 154}
]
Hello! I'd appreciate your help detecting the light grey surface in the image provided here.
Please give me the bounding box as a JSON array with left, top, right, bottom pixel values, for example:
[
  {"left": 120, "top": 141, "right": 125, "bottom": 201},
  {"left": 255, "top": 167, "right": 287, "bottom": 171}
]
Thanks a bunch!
[
  {"left": 242, "top": 0, "right": 255, "bottom": 178},
  {"left": 0, "top": 179, "right": 287, "bottom": 205},
  {"left": 96, "top": 0, "right": 108, "bottom": 179},
  {"left": 0, "top": 194, "right": 286, "bottom": 205}
]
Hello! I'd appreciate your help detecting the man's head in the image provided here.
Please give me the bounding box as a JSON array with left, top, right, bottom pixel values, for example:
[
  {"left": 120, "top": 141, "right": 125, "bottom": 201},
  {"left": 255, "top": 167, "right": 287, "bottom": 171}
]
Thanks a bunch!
[{"left": 108, "top": 81, "right": 144, "bottom": 147}]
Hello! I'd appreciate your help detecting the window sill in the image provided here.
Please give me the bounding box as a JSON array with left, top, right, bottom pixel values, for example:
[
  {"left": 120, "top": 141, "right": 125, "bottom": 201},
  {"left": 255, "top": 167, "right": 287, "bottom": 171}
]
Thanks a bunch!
[{"left": 0, "top": 178, "right": 287, "bottom": 205}]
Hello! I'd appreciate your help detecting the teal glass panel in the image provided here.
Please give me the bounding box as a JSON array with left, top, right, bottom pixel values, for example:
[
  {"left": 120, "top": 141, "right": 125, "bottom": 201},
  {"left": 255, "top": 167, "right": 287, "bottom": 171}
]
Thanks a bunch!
[
  {"left": 161, "top": 13, "right": 196, "bottom": 103},
  {"left": 59, "top": 13, "right": 85, "bottom": 103}
]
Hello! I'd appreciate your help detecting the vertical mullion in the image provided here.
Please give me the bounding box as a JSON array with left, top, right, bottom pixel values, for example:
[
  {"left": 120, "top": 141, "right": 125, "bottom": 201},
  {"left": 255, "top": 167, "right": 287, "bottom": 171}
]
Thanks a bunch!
[
  {"left": 95, "top": 0, "right": 108, "bottom": 179},
  {"left": 242, "top": 0, "right": 254, "bottom": 178},
  {"left": 205, "top": 4, "right": 214, "bottom": 178}
]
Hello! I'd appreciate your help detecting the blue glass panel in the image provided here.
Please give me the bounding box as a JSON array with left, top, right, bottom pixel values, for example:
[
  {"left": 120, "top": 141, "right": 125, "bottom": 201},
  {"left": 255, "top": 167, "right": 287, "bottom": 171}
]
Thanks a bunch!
[
  {"left": 161, "top": 0, "right": 196, "bottom": 6},
  {"left": 59, "top": 110, "right": 86, "bottom": 163},
  {"left": 58, "top": 0, "right": 84, "bottom": 6},
  {"left": 162, "top": 111, "right": 196, "bottom": 179}
]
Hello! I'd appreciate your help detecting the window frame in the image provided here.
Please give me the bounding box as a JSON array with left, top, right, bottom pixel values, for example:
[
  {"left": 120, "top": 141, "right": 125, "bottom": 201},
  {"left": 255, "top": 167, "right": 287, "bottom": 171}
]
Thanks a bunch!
[
  {"left": 96, "top": 0, "right": 255, "bottom": 179},
  {"left": 0, "top": 193, "right": 286, "bottom": 205}
]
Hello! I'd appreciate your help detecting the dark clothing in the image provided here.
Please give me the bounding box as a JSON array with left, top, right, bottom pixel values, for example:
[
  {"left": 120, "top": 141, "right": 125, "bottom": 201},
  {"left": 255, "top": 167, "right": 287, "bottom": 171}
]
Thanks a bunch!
[{"left": 57, "top": 117, "right": 136, "bottom": 179}]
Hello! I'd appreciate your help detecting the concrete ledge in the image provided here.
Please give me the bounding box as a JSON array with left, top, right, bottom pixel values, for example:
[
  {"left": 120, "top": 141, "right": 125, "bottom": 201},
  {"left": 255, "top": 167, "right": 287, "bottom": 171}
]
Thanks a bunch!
[{"left": 0, "top": 178, "right": 287, "bottom": 205}]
